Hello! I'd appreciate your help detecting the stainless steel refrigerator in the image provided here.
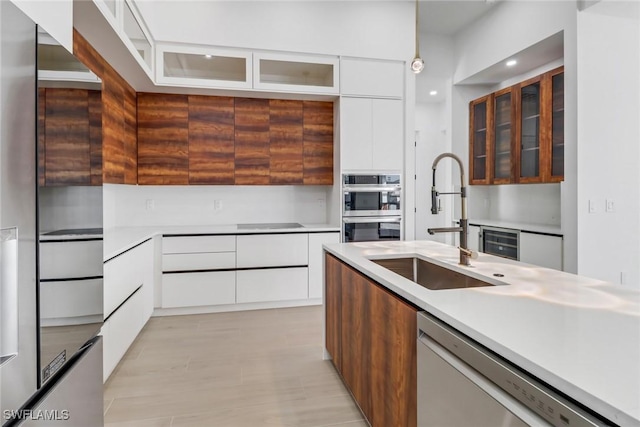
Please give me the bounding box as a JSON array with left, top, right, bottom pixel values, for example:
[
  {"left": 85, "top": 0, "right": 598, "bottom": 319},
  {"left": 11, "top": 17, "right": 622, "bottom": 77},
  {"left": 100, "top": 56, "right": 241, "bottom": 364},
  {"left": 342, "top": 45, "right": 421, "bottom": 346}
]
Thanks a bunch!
[{"left": 0, "top": 2, "right": 103, "bottom": 426}]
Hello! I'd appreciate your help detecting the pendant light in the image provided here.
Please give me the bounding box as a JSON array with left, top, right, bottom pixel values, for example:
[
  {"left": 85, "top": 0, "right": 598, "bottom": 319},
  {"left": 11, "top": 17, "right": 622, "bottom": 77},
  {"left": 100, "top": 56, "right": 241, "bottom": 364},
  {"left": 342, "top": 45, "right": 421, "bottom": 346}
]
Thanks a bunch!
[{"left": 411, "top": 0, "right": 424, "bottom": 73}]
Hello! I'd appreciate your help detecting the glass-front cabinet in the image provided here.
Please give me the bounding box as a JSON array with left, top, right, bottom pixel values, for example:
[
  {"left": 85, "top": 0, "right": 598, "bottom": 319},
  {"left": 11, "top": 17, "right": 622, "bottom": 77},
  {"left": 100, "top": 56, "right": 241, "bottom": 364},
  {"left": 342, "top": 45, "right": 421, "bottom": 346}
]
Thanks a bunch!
[
  {"left": 550, "top": 68, "right": 564, "bottom": 181},
  {"left": 469, "top": 95, "right": 492, "bottom": 185},
  {"left": 493, "top": 87, "right": 514, "bottom": 184},
  {"left": 518, "top": 76, "right": 542, "bottom": 182},
  {"left": 468, "top": 66, "right": 564, "bottom": 185}
]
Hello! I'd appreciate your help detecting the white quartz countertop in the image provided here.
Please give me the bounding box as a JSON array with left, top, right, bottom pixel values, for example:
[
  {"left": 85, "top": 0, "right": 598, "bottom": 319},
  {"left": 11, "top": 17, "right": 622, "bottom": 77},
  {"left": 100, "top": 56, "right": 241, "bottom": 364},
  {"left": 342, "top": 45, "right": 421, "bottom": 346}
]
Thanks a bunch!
[
  {"left": 324, "top": 240, "right": 640, "bottom": 426},
  {"left": 468, "top": 218, "right": 562, "bottom": 235},
  {"left": 103, "top": 223, "right": 340, "bottom": 261}
]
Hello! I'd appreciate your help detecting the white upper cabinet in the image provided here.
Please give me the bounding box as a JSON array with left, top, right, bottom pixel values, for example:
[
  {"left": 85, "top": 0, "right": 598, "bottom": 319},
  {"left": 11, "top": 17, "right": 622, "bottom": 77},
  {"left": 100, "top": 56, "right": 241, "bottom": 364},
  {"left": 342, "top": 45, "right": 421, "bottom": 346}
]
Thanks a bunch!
[
  {"left": 156, "top": 44, "right": 252, "bottom": 89},
  {"left": 253, "top": 52, "right": 339, "bottom": 94},
  {"left": 122, "top": 0, "right": 153, "bottom": 72},
  {"left": 340, "top": 57, "right": 404, "bottom": 98},
  {"left": 341, "top": 97, "right": 404, "bottom": 171}
]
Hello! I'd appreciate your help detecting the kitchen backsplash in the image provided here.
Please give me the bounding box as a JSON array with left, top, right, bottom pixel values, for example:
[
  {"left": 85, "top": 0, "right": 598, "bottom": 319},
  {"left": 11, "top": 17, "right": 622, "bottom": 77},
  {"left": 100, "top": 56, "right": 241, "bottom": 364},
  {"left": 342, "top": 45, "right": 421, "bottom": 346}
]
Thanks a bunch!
[
  {"left": 468, "top": 183, "right": 561, "bottom": 226},
  {"left": 103, "top": 184, "right": 330, "bottom": 229}
]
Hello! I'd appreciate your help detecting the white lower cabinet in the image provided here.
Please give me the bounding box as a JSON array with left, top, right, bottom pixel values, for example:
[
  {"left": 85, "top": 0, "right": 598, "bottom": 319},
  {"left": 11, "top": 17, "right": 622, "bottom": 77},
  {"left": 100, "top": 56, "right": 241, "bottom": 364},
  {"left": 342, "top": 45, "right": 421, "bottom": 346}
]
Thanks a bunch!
[
  {"left": 236, "top": 234, "right": 308, "bottom": 268},
  {"left": 162, "top": 271, "right": 236, "bottom": 308},
  {"left": 102, "top": 289, "right": 144, "bottom": 382},
  {"left": 101, "top": 239, "right": 155, "bottom": 382},
  {"left": 237, "top": 268, "right": 308, "bottom": 303},
  {"left": 162, "top": 252, "right": 236, "bottom": 271},
  {"left": 519, "top": 232, "right": 563, "bottom": 271},
  {"left": 308, "top": 232, "right": 340, "bottom": 299}
]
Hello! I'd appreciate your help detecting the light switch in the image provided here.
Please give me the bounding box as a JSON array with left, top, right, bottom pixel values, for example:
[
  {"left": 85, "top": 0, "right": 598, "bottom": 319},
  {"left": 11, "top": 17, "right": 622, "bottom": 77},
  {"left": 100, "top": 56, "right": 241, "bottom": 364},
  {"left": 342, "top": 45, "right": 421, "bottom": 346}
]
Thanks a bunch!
[
  {"left": 606, "top": 199, "right": 615, "bottom": 213},
  {"left": 588, "top": 200, "right": 596, "bottom": 213}
]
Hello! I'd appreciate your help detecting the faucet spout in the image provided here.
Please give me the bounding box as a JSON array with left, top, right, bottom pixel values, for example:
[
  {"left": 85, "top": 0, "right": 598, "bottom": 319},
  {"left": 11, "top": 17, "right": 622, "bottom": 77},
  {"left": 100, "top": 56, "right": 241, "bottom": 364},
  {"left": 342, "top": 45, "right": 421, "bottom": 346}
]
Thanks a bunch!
[{"left": 429, "top": 152, "right": 470, "bottom": 266}]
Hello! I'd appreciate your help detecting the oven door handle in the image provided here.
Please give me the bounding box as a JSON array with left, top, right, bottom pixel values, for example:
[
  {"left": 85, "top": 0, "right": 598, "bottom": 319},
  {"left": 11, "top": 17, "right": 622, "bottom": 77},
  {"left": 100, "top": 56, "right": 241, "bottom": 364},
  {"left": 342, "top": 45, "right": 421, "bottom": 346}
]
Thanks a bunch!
[
  {"left": 342, "top": 185, "right": 401, "bottom": 193},
  {"left": 342, "top": 216, "right": 402, "bottom": 224}
]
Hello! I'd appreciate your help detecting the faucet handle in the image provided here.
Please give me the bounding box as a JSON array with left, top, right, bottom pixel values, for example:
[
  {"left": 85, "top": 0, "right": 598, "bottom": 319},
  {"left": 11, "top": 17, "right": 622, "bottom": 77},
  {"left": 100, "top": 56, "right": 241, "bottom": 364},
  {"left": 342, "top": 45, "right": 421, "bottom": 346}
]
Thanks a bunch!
[{"left": 458, "top": 247, "right": 478, "bottom": 259}]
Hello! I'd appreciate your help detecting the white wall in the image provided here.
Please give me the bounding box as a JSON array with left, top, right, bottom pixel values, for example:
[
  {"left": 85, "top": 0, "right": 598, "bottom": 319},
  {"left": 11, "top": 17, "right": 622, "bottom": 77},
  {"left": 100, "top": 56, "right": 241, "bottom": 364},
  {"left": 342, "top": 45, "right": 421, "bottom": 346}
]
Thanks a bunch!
[
  {"left": 135, "top": 1, "right": 414, "bottom": 61},
  {"left": 11, "top": 0, "right": 72, "bottom": 52},
  {"left": 39, "top": 186, "right": 103, "bottom": 232},
  {"left": 576, "top": 0, "right": 640, "bottom": 288},
  {"left": 451, "top": 0, "right": 578, "bottom": 272},
  {"left": 414, "top": 102, "right": 451, "bottom": 242},
  {"left": 103, "top": 184, "right": 331, "bottom": 229}
]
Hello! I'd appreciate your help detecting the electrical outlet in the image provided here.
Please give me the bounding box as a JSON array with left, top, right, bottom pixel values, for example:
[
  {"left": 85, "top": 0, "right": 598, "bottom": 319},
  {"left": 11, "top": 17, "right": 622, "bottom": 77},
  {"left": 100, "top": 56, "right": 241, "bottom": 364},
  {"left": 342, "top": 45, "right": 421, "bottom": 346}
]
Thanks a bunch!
[
  {"left": 588, "top": 200, "right": 596, "bottom": 213},
  {"left": 145, "top": 199, "right": 155, "bottom": 211},
  {"left": 213, "top": 200, "right": 222, "bottom": 211},
  {"left": 620, "top": 271, "right": 628, "bottom": 285}
]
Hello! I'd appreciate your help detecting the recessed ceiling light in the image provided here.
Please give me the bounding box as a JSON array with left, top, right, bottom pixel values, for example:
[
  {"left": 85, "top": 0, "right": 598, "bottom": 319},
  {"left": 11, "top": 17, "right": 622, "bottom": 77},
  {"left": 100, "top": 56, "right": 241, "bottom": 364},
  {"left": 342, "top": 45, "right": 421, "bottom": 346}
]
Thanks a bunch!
[
  {"left": 204, "top": 54, "right": 212, "bottom": 59},
  {"left": 429, "top": 90, "right": 438, "bottom": 96},
  {"left": 506, "top": 59, "right": 517, "bottom": 67}
]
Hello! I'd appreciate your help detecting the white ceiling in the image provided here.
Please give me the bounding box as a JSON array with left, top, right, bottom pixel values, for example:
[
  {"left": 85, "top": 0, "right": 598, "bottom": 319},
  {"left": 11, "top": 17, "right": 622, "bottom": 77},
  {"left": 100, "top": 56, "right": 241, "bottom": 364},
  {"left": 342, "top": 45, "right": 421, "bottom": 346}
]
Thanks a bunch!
[{"left": 419, "top": 0, "right": 498, "bottom": 36}]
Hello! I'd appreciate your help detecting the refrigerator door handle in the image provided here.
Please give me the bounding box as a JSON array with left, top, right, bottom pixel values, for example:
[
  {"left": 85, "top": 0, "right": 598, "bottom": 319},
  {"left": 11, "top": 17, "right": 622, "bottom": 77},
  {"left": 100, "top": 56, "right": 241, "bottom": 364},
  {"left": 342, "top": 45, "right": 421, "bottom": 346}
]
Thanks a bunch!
[{"left": 0, "top": 227, "right": 19, "bottom": 366}]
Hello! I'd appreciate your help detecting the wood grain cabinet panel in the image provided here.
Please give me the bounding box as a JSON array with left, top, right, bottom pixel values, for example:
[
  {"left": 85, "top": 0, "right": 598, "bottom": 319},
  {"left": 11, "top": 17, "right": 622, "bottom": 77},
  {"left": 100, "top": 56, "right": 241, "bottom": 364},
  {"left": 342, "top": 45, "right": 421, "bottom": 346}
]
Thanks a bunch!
[
  {"left": 326, "top": 253, "right": 417, "bottom": 427},
  {"left": 303, "top": 101, "right": 333, "bottom": 185},
  {"left": 88, "top": 90, "right": 103, "bottom": 185},
  {"left": 123, "top": 87, "right": 138, "bottom": 184},
  {"left": 234, "top": 97, "right": 270, "bottom": 185},
  {"left": 74, "top": 29, "right": 137, "bottom": 185},
  {"left": 369, "top": 281, "right": 417, "bottom": 427},
  {"left": 137, "top": 93, "right": 189, "bottom": 185},
  {"left": 269, "top": 99, "right": 303, "bottom": 184},
  {"left": 188, "top": 95, "right": 235, "bottom": 184},
  {"left": 325, "top": 253, "right": 342, "bottom": 371},
  {"left": 44, "top": 88, "right": 91, "bottom": 186},
  {"left": 38, "top": 88, "right": 46, "bottom": 187}
]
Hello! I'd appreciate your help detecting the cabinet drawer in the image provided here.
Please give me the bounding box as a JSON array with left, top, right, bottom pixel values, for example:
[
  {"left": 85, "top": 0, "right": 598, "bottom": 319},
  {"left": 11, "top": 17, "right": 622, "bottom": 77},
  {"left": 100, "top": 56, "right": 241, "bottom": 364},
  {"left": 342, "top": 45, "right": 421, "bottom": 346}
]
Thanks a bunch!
[
  {"left": 236, "top": 234, "right": 308, "bottom": 268},
  {"left": 162, "top": 271, "right": 236, "bottom": 308},
  {"left": 162, "top": 252, "right": 235, "bottom": 272},
  {"left": 101, "top": 289, "right": 145, "bottom": 382},
  {"left": 40, "top": 278, "right": 103, "bottom": 321},
  {"left": 104, "top": 244, "right": 145, "bottom": 319},
  {"left": 236, "top": 267, "right": 308, "bottom": 303},
  {"left": 163, "top": 235, "right": 236, "bottom": 254},
  {"left": 40, "top": 240, "right": 102, "bottom": 279}
]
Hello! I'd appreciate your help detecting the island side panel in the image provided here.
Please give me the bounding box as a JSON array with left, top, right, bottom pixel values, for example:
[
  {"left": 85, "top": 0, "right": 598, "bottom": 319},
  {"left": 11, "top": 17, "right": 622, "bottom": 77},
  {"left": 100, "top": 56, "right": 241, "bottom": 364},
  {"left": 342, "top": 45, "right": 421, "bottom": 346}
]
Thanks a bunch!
[{"left": 325, "top": 252, "right": 418, "bottom": 427}]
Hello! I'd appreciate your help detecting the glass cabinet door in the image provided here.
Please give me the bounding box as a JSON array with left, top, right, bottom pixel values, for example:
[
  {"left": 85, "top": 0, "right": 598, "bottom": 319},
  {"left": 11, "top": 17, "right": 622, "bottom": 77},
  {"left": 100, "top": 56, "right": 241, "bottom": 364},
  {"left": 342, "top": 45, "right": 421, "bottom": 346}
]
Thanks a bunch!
[
  {"left": 469, "top": 95, "right": 492, "bottom": 185},
  {"left": 493, "top": 88, "right": 514, "bottom": 183},
  {"left": 551, "top": 70, "right": 564, "bottom": 180},
  {"left": 519, "top": 78, "right": 542, "bottom": 181}
]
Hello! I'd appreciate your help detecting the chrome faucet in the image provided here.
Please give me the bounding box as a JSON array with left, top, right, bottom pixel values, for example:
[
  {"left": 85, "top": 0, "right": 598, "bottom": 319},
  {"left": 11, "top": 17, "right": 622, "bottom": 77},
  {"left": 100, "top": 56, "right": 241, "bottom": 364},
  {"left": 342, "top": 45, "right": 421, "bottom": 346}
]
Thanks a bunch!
[{"left": 427, "top": 153, "right": 473, "bottom": 266}]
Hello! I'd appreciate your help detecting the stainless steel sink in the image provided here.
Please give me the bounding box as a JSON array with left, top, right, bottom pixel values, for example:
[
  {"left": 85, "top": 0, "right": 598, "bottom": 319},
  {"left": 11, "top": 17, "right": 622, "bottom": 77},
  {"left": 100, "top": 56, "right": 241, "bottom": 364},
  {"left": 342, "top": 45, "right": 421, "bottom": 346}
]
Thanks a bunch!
[{"left": 371, "top": 257, "right": 494, "bottom": 290}]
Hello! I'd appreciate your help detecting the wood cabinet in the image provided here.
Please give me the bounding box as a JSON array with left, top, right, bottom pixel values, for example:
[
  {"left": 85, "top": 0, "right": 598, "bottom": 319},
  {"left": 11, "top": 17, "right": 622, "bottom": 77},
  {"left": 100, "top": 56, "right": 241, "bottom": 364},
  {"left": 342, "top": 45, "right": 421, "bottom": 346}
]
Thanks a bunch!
[
  {"left": 325, "top": 253, "right": 417, "bottom": 427},
  {"left": 234, "top": 97, "right": 271, "bottom": 185},
  {"left": 137, "top": 94, "right": 334, "bottom": 186},
  {"left": 73, "top": 29, "right": 138, "bottom": 185},
  {"left": 137, "top": 93, "right": 189, "bottom": 185},
  {"left": 469, "top": 66, "right": 564, "bottom": 185},
  {"left": 303, "top": 101, "right": 334, "bottom": 184},
  {"left": 188, "top": 95, "right": 235, "bottom": 184},
  {"left": 469, "top": 95, "right": 492, "bottom": 185},
  {"left": 39, "top": 88, "right": 102, "bottom": 186}
]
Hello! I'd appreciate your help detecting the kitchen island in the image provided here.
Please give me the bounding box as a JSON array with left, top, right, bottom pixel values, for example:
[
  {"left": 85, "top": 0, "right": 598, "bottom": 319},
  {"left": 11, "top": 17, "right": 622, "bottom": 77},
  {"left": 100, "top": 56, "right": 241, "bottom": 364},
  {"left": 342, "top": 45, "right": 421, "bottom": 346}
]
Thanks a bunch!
[{"left": 323, "top": 240, "right": 640, "bottom": 427}]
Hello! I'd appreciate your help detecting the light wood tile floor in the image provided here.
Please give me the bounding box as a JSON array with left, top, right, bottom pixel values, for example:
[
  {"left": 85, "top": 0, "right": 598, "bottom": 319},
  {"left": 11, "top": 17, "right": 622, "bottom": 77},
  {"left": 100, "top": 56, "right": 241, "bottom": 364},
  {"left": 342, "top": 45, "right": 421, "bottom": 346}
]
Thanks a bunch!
[{"left": 103, "top": 306, "right": 367, "bottom": 427}]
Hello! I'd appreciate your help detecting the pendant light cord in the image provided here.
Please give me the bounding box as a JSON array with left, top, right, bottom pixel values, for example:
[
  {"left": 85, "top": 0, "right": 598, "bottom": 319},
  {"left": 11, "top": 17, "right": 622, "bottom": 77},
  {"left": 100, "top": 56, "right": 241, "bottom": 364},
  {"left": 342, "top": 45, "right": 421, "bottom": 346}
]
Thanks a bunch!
[{"left": 415, "top": 0, "right": 420, "bottom": 57}]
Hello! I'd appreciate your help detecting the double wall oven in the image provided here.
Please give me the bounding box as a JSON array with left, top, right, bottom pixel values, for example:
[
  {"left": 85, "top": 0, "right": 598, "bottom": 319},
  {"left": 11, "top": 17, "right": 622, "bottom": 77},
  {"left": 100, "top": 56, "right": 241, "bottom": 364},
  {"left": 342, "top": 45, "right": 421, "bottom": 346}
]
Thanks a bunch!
[{"left": 342, "top": 173, "right": 402, "bottom": 243}]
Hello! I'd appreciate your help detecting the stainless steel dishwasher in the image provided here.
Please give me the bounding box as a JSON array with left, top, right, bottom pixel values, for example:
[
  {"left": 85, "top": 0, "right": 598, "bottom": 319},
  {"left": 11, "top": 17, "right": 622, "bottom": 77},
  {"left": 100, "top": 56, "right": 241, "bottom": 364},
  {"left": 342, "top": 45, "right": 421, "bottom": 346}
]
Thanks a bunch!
[{"left": 417, "top": 312, "right": 609, "bottom": 427}]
